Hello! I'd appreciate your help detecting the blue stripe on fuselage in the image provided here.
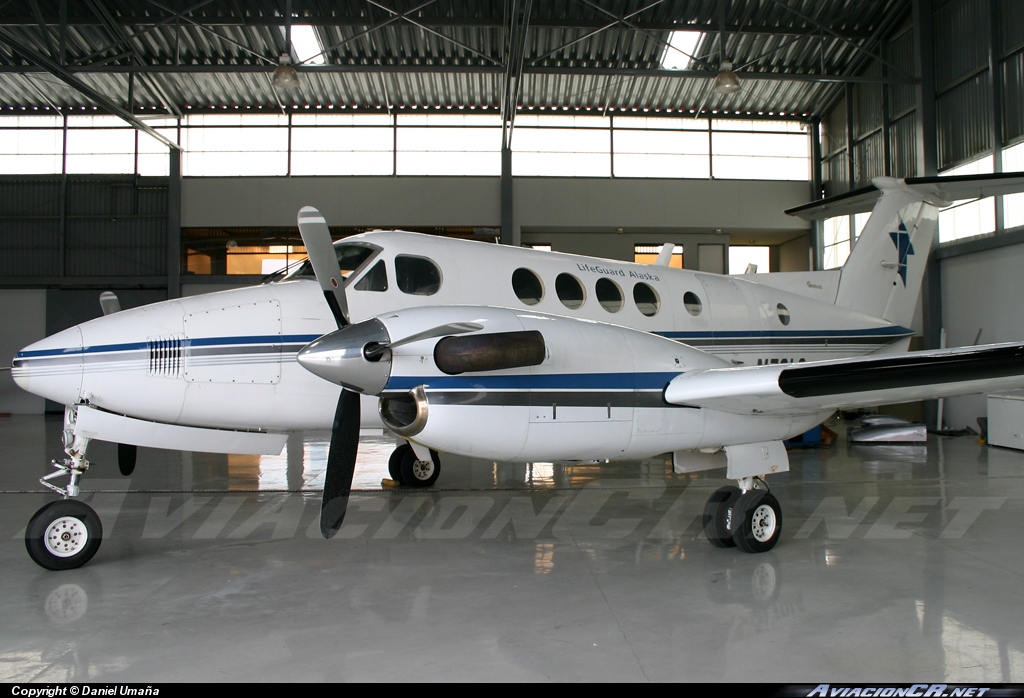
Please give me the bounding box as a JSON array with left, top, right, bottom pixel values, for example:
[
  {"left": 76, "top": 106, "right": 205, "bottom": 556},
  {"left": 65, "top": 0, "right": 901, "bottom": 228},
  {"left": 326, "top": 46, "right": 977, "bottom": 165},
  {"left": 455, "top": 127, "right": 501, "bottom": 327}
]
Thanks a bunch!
[
  {"left": 15, "top": 334, "right": 323, "bottom": 359},
  {"left": 16, "top": 326, "right": 910, "bottom": 362}
]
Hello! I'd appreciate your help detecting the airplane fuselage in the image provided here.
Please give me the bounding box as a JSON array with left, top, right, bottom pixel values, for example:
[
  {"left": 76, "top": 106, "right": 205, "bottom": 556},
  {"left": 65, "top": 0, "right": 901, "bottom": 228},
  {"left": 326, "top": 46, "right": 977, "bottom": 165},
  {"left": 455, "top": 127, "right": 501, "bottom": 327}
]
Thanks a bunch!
[{"left": 13, "top": 231, "right": 910, "bottom": 442}]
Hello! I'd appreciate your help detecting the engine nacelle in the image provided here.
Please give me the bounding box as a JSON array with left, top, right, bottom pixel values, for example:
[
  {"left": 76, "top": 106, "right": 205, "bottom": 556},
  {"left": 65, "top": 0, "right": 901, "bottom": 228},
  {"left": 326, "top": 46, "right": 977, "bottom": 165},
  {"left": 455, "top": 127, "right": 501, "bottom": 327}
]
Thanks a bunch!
[{"left": 305, "top": 305, "right": 801, "bottom": 462}]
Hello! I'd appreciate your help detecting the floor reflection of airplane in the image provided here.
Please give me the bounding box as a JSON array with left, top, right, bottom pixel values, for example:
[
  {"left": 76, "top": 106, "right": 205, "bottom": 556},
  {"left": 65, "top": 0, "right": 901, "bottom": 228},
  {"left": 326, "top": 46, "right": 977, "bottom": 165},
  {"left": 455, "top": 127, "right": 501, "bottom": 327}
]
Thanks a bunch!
[{"left": 12, "top": 172, "right": 1024, "bottom": 570}]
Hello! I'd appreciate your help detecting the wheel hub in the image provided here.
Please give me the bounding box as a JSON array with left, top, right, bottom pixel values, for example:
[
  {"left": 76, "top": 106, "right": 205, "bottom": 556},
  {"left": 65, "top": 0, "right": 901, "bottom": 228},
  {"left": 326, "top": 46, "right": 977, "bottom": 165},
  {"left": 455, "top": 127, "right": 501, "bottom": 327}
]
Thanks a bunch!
[
  {"left": 411, "top": 459, "right": 434, "bottom": 480},
  {"left": 750, "top": 504, "right": 777, "bottom": 542},
  {"left": 44, "top": 516, "right": 89, "bottom": 558}
]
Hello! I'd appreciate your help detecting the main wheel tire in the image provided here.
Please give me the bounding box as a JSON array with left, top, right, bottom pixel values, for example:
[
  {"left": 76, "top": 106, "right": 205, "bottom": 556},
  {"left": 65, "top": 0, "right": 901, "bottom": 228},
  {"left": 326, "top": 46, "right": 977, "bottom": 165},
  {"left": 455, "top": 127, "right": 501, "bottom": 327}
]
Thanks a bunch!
[
  {"left": 703, "top": 485, "right": 741, "bottom": 548},
  {"left": 26, "top": 500, "right": 103, "bottom": 571},
  {"left": 399, "top": 447, "right": 441, "bottom": 488},
  {"left": 732, "top": 490, "right": 782, "bottom": 554},
  {"left": 388, "top": 444, "right": 411, "bottom": 484}
]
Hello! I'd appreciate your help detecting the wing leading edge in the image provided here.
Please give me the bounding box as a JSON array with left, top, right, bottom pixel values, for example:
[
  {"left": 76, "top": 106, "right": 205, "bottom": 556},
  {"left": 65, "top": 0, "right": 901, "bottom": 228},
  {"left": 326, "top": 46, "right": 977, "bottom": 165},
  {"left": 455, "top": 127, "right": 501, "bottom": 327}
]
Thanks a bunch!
[{"left": 664, "top": 342, "right": 1024, "bottom": 415}]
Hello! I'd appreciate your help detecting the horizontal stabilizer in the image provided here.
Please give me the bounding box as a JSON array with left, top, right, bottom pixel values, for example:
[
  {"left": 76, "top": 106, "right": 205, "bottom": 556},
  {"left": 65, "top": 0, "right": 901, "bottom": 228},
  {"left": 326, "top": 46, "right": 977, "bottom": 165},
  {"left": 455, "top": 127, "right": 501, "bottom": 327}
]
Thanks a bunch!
[
  {"left": 786, "top": 171, "right": 1024, "bottom": 221},
  {"left": 664, "top": 342, "right": 1024, "bottom": 415}
]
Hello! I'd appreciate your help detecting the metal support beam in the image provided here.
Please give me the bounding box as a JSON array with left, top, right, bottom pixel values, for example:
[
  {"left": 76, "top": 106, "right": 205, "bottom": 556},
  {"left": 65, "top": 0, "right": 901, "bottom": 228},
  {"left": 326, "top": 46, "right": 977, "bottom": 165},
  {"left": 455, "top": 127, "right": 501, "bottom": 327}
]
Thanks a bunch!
[
  {"left": 500, "top": 145, "right": 515, "bottom": 246},
  {"left": 770, "top": 0, "right": 914, "bottom": 80},
  {"left": 501, "top": 0, "right": 531, "bottom": 149},
  {"left": 913, "top": 0, "right": 937, "bottom": 176},
  {"left": 913, "top": 0, "right": 941, "bottom": 428},
  {"left": 809, "top": 116, "right": 823, "bottom": 270},
  {"left": 0, "top": 62, "right": 920, "bottom": 85},
  {"left": 986, "top": 0, "right": 1004, "bottom": 230},
  {"left": 167, "top": 147, "right": 181, "bottom": 299},
  {"left": 365, "top": 0, "right": 502, "bottom": 66},
  {"left": 0, "top": 15, "right": 884, "bottom": 41},
  {"left": 0, "top": 27, "right": 181, "bottom": 150}
]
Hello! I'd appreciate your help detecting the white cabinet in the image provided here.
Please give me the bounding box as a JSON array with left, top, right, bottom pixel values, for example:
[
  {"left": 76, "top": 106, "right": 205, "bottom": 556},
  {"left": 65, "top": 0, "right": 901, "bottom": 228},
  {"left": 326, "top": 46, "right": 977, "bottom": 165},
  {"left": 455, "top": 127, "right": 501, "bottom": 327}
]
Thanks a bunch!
[{"left": 987, "top": 390, "right": 1024, "bottom": 450}]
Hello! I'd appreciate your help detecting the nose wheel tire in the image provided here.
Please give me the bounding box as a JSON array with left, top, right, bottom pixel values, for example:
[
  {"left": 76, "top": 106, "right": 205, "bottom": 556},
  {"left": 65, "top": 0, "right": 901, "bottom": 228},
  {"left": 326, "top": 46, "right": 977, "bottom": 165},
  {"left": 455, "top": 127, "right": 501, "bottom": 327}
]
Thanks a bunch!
[
  {"left": 26, "top": 500, "right": 103, "bottom": 571},
  {"left": 389, "top": 443, "right": 441, "bottom": 487},
  {"left": 731, "top": 490, "right": 782, "bottom": 554}
]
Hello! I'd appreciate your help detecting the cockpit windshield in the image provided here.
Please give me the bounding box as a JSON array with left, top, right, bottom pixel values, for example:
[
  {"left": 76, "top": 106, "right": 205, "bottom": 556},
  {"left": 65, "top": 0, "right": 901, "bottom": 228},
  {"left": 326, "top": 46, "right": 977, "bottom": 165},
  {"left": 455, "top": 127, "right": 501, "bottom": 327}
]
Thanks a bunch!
[{"left": 271, "top": 243, "right": 380, "bottom": 283}]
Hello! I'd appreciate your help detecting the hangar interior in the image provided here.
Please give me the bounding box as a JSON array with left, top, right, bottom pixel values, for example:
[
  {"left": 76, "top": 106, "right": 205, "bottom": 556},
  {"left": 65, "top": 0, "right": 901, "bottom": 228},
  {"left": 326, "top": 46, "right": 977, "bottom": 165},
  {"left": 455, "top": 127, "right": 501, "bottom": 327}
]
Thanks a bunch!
[{"left": 2, "top": 0, "right": 1024, "bottom": 683}]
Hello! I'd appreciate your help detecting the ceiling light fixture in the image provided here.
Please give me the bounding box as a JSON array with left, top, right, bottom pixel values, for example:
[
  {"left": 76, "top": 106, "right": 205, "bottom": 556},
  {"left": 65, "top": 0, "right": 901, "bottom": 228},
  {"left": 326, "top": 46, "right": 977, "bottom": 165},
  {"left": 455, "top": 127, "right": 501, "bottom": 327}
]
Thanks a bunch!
[
  {"left": 272, "top": 53, "right": 299, "bottom": 90},
  {"left": 713, "top": 61, "right": 741, "bottom": 94}
]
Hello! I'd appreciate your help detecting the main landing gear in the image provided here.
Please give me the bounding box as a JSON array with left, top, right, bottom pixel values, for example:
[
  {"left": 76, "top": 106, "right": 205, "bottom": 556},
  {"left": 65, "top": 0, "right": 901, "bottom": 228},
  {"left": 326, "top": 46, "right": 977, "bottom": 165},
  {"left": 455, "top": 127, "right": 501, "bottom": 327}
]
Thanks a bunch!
[
  {"left": 702, "top": 477, "right": 781, "bottom": 554},
  {"left": 387, "top": 442, "right": 441, "bottom": 488},
  {"left": 26, "top": 405, "right": 103, "bottom": 571}
]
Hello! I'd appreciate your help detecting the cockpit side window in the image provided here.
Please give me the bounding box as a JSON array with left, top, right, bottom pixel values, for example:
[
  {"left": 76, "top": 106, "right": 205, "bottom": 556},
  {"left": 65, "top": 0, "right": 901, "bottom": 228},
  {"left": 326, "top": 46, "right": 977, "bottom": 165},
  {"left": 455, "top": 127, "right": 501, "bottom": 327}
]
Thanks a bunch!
[
  {"left": 396, "top": 255, "right": 442, "bottom": 295},
  {"left": 281, "top": 242, "right": 379, "bottom": 282},
  {"left": 353, "top": 260, "right": 388, "bottom": 291}
]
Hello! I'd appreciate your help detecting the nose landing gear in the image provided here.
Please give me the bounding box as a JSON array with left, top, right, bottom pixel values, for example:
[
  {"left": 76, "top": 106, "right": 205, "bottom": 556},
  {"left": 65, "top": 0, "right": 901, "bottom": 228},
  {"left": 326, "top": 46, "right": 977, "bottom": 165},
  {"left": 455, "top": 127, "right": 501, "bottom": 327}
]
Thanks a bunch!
[{"left": 26, "top": 405, "right": 104, "bottom": 570}]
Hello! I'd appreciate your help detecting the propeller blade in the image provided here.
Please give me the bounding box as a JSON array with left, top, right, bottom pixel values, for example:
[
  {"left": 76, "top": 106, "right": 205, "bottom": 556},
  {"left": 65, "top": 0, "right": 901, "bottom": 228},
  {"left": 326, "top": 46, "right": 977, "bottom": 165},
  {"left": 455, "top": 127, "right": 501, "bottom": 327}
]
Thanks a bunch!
[
  {"left": 297, "top": 206, "right": 349, "bottom": 327},
  {"left": 320, "top": 388, "right": 360, "bottom": 539},
  {"left": 364, "top": 321, "right": 483, "bottom": 358},
  {"left": 118, "top": 442, "right": 137, "bottom": 476}
]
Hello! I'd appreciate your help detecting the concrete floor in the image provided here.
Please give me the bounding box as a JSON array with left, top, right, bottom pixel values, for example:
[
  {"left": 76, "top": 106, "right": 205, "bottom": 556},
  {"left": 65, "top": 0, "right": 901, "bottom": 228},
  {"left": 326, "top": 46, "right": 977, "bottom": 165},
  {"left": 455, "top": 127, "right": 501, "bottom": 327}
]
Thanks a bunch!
[{"left": 2, "top": 413, "right": 1024, "bottom": 683}]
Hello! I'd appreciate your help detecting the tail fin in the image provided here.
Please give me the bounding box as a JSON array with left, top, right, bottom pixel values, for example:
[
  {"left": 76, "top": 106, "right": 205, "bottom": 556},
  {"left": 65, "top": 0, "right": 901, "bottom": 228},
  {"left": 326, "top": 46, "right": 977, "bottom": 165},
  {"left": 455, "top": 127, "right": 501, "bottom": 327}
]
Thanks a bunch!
[
  {"left": 835, "top": 179, "right": 939, "bottom": 327},
  {"left": 787, "top": 172, "right": 1024, "bottom": 328}
]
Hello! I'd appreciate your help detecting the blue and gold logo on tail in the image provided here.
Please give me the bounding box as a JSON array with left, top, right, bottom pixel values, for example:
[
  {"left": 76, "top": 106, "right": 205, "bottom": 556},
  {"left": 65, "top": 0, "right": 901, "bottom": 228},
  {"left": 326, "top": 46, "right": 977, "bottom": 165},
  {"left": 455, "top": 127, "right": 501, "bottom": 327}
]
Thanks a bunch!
[{"left": 889, "top": 220, "right": 915, "bottom": 286}]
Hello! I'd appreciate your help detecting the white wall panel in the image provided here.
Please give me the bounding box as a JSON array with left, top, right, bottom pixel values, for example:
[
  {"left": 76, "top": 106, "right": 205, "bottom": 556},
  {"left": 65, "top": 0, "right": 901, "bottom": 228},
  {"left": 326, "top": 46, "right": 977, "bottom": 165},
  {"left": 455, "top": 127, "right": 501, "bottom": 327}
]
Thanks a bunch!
[{"left": 941, "top": 244, "right": 1024, "bottom": 429}]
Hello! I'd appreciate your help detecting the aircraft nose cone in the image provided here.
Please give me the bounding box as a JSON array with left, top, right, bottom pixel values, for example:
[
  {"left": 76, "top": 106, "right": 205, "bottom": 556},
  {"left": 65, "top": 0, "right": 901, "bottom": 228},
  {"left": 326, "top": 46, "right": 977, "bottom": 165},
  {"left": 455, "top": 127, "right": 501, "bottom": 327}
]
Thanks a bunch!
[
  {"left": 11, "top": 325, "right": 85, "bottom": 405},
  {"left": 297, "top": 318, "right": 392, "bottom": 395}
]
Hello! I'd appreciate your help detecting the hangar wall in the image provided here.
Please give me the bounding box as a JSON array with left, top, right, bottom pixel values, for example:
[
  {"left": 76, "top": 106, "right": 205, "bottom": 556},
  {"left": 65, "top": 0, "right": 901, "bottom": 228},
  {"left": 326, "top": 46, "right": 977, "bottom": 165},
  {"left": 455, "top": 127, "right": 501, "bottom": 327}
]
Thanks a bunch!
[
  {"left": 180, "top": 175, "right": 810, "bottom": 238},
  {"left": 939, "top": 241, "right": 1024, "bottom": 429},
  {"left": 816, "top": 0, "right": 1024, "bottom": 430},
  {"left": 0, "top": 290, "right": 45, "bottom": 414}
]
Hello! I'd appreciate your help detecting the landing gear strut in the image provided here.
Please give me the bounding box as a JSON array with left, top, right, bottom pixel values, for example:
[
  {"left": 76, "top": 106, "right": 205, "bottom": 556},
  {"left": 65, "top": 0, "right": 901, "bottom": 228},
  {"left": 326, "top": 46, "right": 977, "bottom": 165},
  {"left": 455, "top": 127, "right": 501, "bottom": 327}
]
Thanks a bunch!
[
  {"left": 702, "top": 477, "right": 782, "bottom": 553},
  {"left": 388, "top": 442, "right": 441, "bottom": 487},
  {"left": 26, "top": 405, "right": 104, "bottom": 570}
]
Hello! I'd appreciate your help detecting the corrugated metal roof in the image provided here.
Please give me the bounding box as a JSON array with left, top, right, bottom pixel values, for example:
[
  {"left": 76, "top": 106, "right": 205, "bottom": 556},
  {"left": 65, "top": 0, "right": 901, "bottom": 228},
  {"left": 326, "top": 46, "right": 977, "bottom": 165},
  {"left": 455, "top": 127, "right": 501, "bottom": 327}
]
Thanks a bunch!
[{"left": 0, "top": 0, "right": 913, "bottom": 120}]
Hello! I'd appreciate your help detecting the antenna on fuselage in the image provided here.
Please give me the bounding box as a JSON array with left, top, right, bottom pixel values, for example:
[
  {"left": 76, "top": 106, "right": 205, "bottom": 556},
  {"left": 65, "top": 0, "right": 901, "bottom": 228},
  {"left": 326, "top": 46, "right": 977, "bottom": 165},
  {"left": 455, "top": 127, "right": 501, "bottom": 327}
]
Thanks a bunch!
[
  {"left": 655, "top": 243, "right": 675, "bottom": 267},
  {"left": 99, "top": 291, "right": 121, "bottom": 316}
]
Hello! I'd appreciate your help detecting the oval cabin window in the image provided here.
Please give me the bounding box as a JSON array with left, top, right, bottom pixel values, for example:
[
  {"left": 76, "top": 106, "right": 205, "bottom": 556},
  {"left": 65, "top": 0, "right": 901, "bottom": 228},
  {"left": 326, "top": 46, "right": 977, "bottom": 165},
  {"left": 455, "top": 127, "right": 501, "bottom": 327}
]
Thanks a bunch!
[
  {"left": 556, "top": 273, "right": 585, "bottom": 309},
  {"left": 777, "top": 303, "right": 790, "bottom": 326},
  {"left": 512, "top": 268, "right": 544, "bottom": 305},
  {"left": 633, "top": 282, "right": 660, "bottom": 317},
  {"left": 596, "top": 278, "right": 623, "bottom": 313},
  {"left": 683, "top": 291, "right": 703, "bottom": 316}
]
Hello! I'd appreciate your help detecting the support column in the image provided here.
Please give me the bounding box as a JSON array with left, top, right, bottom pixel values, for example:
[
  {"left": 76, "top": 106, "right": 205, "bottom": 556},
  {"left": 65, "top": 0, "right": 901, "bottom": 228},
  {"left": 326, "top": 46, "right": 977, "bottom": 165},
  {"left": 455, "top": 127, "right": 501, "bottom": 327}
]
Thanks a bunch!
[
  {"left": 913, "top": 0, "right": 942, "bottom": 428},
  {"left": 167, "top": 147, "right": 182, "bottom": 299},
  {"left": 810, "top": 117, "right": 823, "bottom": 270},
  {"left": 986, "top": 0, "right": 1004, "bottom": 230},
  {"left": 500, "top": 145, "right": 517, "bottom": 246}
]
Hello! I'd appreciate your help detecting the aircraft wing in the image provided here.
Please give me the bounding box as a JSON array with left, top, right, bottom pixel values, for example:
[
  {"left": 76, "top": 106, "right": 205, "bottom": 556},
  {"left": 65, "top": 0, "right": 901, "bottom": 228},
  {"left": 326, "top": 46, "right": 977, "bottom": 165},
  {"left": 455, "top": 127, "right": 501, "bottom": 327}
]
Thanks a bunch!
[{"left": 664, "top": 341, "right": 1024, "bottom": 415}]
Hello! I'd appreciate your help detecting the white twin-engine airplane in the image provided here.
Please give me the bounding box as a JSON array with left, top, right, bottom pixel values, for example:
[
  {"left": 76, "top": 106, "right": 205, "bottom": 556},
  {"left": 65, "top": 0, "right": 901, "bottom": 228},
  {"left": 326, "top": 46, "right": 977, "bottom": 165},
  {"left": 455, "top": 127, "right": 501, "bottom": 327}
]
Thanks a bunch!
[{"left": 12, "top": 171, "right": 1024, "bottom": 570}]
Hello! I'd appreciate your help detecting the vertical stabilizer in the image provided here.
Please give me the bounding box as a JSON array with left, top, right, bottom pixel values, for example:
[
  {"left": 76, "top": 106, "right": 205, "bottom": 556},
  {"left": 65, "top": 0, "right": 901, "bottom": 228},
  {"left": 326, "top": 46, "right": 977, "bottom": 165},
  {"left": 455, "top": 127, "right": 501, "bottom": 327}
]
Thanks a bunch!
[{"left": 834, "top": 178, "right": 941, "bottom": 328}]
